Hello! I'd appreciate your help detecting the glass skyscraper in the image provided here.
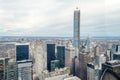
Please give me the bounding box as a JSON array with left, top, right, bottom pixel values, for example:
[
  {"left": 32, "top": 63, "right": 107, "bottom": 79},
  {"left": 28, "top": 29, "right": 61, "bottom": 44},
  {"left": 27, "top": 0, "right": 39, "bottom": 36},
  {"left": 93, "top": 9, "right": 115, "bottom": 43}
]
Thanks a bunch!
[
  {"left": 74, "top": 8, "right": 80, "bottom": 57},
  {"left": 47, "top": 44, "right": 56, "bottom": 71},
  {"left": 50, "top": 60, "right": 60, "bottom": 71},
  {"left": 16, "top": 43, "right": 29, "bottom": 61},
  {"left": 56, "top": 46, "right": 65, "bottom": 68}
]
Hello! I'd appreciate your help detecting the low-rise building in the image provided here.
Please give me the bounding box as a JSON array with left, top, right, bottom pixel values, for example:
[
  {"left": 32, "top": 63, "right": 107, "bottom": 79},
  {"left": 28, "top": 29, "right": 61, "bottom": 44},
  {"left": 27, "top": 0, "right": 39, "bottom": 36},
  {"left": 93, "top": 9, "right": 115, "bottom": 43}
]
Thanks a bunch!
[{"left": 42, "top": 67, "right": 70, "bottom": 80}]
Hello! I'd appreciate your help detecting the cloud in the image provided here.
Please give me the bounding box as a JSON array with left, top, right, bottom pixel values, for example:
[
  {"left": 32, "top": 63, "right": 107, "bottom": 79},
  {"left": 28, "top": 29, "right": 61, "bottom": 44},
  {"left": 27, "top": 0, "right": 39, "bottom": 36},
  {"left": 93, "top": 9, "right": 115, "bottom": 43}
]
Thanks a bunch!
[{"left": 0, "top": 0, "right": 120, "bottom": 37}]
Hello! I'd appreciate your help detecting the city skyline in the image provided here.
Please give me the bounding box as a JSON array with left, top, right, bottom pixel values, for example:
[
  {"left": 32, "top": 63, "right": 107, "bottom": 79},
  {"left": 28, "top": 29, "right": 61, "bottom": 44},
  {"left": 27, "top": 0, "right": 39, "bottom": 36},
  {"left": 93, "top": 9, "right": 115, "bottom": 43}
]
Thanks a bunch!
[{"left": 0, "top": 0, "right": 120, "bottom": 37}]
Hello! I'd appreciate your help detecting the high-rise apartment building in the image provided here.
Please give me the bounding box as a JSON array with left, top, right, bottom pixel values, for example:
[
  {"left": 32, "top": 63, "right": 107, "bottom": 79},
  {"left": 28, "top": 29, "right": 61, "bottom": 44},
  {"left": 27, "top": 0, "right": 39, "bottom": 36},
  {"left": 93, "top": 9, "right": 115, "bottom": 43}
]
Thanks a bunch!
[
  {"left": 50, "top": 60, "right": 60, "bottom": 71},
  {"left": 96, "top": 54, "right": 106, "bottom": 69},
  {"left": 16, "top": 43, "right": 29, "bottom": 61},
  {"left": 64, "top": 76, "right": 81, "bottom": 80},
  {"left": 47, "top": 44, "right": 56, "bottom": 71},
  {"left": 94, "top": 45, "right": 100, "bottom": 57},
  {"left": 0, "top": 57, "right": 9, "bottom": 80},
  {"left": 77, "top": 53, "right": 94, "bottom": 80},
  {"left": 65, "top": 44, "right": 75, "bottom": 74},
  {"left": 42, "top": 67, "right": 70, "bottom": 80},
  {"left": 87, "top": 62, "right": 102, "bottom": 80},
  {"left": 116, "top": 45, "right": 120, "bottom": 52},
  {"left": 6, "top": 62, "right": 18, "bottom": 80},
  {"left": 56, "top": 46, "right": 65, "bottom": 68},
  {"left": 34, "top": 45, "right": 46, "bottom": 80},
  {"left": 17, "top": 60, "right": 33, "bottom": 80},
  {"left": 74, "top": 8, "right": 80, "bottom": 57}
]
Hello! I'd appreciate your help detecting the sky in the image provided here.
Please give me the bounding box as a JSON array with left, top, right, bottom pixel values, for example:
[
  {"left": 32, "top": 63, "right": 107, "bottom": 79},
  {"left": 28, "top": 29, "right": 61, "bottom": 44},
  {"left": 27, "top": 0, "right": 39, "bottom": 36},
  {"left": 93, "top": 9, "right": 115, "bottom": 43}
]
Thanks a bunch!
[{"left": 0, "top": 0, "right": 120, "bottom": 37}]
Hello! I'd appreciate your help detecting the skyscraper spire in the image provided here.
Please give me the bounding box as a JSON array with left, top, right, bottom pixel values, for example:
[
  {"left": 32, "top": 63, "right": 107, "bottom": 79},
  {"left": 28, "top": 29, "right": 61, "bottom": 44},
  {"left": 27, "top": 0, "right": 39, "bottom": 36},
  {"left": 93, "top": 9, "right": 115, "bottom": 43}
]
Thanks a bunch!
[{"left": 76, "top": 7, "right": 79, "bottom": 10}]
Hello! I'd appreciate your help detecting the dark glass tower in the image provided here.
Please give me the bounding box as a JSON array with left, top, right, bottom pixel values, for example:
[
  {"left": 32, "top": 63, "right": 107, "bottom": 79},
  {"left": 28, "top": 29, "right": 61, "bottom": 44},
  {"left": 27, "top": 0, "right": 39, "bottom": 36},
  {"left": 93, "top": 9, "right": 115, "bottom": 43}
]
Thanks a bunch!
[
  {"left": 74, "top": 8, "right": 80, "bottom": 57},
  {"left": 47, "top": 44, "right": 55, "bottom": 71},
  {"left": 16, "top": 44, "right": 29, "bottom": 61},
  {"left": 56, "top": 46, "right": 65, "bottom": 68},
  {"left": 50, "top": 60, "right": 60, "bottom": 71}
]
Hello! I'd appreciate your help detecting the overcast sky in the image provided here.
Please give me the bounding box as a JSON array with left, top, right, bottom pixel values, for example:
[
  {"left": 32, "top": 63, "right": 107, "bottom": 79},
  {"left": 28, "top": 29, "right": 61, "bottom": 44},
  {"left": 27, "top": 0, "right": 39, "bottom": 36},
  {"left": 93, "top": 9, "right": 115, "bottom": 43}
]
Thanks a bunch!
[{"left": 0, "top": 0, "right": 120, "bottom": 37}]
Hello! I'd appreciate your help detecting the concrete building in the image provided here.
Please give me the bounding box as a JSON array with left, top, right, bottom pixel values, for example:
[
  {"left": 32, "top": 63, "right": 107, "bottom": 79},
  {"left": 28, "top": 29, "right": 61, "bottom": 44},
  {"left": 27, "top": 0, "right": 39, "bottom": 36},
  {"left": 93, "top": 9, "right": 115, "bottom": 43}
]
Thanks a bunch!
[
  {"left": 64, "top": 76, "right": 81, "bottom": 80},
  {"left": 6, "top": 62, "right": 18, "bottom": 80},
  {"left": 77, "top": 53, "right": 94, "bottom": 80},
  {"left": 73, "top": 8, "right": 80, "bottom": 57},
  {"left": 96, "top": 54, "right": 106, "bottom": 69},
  {"left": 87, "top": 63, "right": 102, "bottom": 80},
  {"left": 110, "top": 44, "right": 118, "bottom": 60},
  {"left": 17, "top": 60, "right": 33, "bottom": 80},
  {"left": 0, "top": 57, "right": 9, "bottom": 80},
  {"left": 101, "top": 60, "right": 120, "bottom": 80},
  {"left": 34, "top": 45, "right": 46, "bottom": 80},
  {"left": 85, "top": 36, "right": 91, "bottom": 53},
  {"left": 94, "top": 45, "right": 100, "bottom": 57},
  {"left": 65, "top": 44, "right": 75, "bottom": 74},
  {"left": 42, "top": 67, "right": 70, "bottom": 80},
  {"left": 0, "top": 42, "right": 16, "bottom": 61},
  {"left": 106, "top": 49, "right": 111, "bottom": 61}
]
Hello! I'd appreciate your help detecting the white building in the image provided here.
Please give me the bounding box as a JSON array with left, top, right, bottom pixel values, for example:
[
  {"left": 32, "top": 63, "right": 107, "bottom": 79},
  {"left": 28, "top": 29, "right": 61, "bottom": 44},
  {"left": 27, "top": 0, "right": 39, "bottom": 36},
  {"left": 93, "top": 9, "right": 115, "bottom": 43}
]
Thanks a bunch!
[
  {"left": 65, "top": 43, "right": 75, "bottom": 74},
  {"left": 87, "top": 62, "right": 102, "bottom": 80},
  {"left": 64, "top": 76, "right": 81, "bottom": 80},
  {"left": 96, "top": 54, "right": 106, "bottom": 69},
  {"left": 42, "top": 67, "right": 70, "bottom": 80},
  {"left": 17, "top": 60, "right": 33, "bottom": 80},
  {"left": 34, "top": 45, "right": 46, "bottom": 80}
]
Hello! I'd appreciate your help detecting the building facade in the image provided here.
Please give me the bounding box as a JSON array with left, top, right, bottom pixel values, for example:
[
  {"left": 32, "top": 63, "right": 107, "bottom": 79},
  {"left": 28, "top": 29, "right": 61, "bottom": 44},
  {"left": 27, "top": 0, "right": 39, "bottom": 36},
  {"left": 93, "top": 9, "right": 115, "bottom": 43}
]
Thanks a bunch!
[
  {"left": 77, "top": 53, "right": 94, "bottom": 80},
  {"left": 47, "top": 44, "right": 56, "bottom": 71},
  {"left": 101, "top": 60, "right": 120, "bottom": 80},
  {"left": 6, "top": 62, "right": 18, "bottom": 80},
  {"left": 0, "top": 58, "right": 9, "bottom": 80},
  {"left": 51, "top": 60, "right": 60, "bottom": 71},
  {"left": 87, "top": 63, "right": 102, "bottom": 80},
  {"left": 16, "top": 43, "right": 29, "bottom": 61},
  {"left": 56, "top": 46, "right": 65, "bottom": 68},
  {"left": 17, "top": 60, "right": 33, "bottom": 80},
  {"left": 64, "top": 76, "right": 81, "bottom": 80},
  {"left": 65, "top": 46, "right": 75, "bottom": 74},
  {"left": 74, "top": 8, "right": 80, "bottom": 57},
  {"left": 42, "top": 67, "right": 70, "bottom": 80}
]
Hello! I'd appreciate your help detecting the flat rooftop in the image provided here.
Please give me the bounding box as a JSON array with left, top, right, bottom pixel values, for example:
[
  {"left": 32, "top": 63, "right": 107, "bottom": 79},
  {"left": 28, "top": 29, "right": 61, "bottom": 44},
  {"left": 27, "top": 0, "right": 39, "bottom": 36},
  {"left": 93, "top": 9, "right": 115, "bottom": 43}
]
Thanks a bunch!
[
  {"left": 15, "top": 43, "right": 29, "bottom": 45},
  {"left": 106, "top": 60, "right": 120, "bottom": 66},
  {"left": 64, "top": 76, "right": 81, "bottom": 80}
]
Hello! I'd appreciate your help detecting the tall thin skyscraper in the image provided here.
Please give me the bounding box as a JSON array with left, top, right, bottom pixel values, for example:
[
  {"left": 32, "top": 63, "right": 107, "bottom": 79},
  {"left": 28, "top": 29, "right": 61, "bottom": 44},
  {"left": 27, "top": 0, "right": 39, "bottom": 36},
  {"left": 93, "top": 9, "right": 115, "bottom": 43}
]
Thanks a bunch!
[{"left": 74, "top": 8, "right": 80, "bottom": 57}]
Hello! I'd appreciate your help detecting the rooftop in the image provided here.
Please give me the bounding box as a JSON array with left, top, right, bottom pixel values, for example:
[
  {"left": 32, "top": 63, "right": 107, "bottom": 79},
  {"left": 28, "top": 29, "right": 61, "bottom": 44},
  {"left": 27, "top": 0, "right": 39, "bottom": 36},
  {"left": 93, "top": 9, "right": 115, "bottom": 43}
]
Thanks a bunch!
[
  {"left": 15, "top": 43, "right": 29, "bottom": 46},
  {"left": 106, "top": 60, "right": 120, "bottom": 66},
  {"left": 43, "top": 67, "right": 70, "bottom": 78},
  {"left": 64, "top": 76, "right": 81, "bottom": 80}
]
